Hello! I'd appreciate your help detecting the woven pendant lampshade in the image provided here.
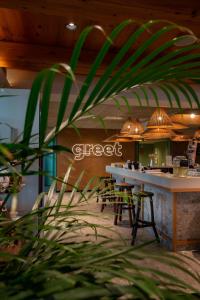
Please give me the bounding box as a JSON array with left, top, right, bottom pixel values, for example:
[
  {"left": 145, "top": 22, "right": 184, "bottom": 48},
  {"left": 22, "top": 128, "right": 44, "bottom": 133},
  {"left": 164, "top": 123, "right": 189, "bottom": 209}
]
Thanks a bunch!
[
  {"left": 171, "top": 134, "right": 192, "bottom": 142},
  {"left": 123, "top": 134, "right": 143, "bottom": 140},
  {"left": 171, "top": 122, "right": 188, "bottom": 130},
  {"left": 194, "top": 129, "right": 200, "bottom": 140},
  {"left": 103, "top": 134, "right": 133, "bottom": 143},
  {"left": 143, "top": 128, "right": 176, "bottom": 140},
  {"left": 120, "top": 118, "right": 144, "bottom": 135},
  {"left": 147, "top": 108, "right": 173, "bottom": 128},
  {"left": 171, "top": 113, "right": 200, "bottom": 127},
  {"left": 120, "top": 118, "right": 134, "bottom": 134},
  {"left": 121, "top": 133, "right": 143, "bottom": 141}
]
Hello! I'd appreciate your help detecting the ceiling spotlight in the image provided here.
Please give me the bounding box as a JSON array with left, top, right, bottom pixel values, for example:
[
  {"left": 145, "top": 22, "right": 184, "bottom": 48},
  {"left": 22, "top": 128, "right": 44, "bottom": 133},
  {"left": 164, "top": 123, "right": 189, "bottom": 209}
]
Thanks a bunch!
[
  {"left": 66, "top": 22, "right": 77, "bottom": 31},
  {"left": 190, "top": 113, "right": 196, "bottom": 119}
]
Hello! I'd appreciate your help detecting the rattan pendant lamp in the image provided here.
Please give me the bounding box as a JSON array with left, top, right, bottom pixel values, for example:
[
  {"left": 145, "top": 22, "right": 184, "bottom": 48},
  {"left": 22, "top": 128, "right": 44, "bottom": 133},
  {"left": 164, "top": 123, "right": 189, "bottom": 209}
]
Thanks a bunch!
[
  {"left": 143, "top": 128, "right": 176, "bottom": 140},
  {"left": 103, "top": 134, "right": 134, "bottom": 143},
  {"left": 171, "top": 123, "right": 188, "bottom": 130},
  {"left": 171, "top": 113, "right": 200, "bottom": 127},
  {"left": 120, "top": 118, "right": 144, "bottom": 140},
  {"left": 103, "top": 118, "right": 144, "bottom": 142},
  {"left": 194, "top": 128, "right": 200, "bottom": 141},
  {"left": 147, "top": 108, "right": 173, "bottom": 129},
  {"left": 171, "top": 134, "right": 192, "bottom": 142},
  {"left": 120, "top": 118, "right": 144, "bottom": 134}
]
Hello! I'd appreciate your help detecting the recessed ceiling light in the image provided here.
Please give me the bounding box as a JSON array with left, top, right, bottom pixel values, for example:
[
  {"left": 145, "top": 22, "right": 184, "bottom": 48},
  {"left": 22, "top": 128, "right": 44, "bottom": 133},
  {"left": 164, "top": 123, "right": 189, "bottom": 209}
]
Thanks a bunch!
[
  {"left": 190, "top": 113, "right": 196, "bottom": 119},
  {"left": 65, "top": 22, "right": 77, "bottom": 31}
]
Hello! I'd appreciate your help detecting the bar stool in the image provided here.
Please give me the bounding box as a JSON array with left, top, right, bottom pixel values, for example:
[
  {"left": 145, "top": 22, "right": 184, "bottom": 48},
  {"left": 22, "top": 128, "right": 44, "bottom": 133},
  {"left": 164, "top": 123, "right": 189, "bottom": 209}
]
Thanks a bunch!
[
  {"left": 100, "top": 178, "right": 116, "bottom": 212},
  {"left": 114, "top": 182, "right": 135, "bottom": 227},
  {"left": 131, "top": 191, "right": 160, "bottom": 245},
  {"left": 96, "top": 176, "right": 111, "bottom": 203}
]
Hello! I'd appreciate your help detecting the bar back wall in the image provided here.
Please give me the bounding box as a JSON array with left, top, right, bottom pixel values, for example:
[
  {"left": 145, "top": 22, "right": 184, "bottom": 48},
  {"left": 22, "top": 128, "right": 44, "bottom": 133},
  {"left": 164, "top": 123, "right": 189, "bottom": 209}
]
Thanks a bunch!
[{"left": 57, "top": 128, "right": 135, "bottom": 190}]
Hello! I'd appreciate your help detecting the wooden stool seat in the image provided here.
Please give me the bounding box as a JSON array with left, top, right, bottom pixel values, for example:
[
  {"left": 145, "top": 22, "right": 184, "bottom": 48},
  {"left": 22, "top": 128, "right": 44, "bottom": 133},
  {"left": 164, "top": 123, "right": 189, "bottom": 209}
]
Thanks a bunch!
[
  {"left": 133, "top": 191, "right": 154, "bottom": 198},
  {"left": 115, "top": 182, "right": 134, "bottom": 189},
  {"left": 131, "top": 191, "right": 160, "bottom": 245},
  {"left": 104, "top": 178, "right": 116, "bottom": 184}
]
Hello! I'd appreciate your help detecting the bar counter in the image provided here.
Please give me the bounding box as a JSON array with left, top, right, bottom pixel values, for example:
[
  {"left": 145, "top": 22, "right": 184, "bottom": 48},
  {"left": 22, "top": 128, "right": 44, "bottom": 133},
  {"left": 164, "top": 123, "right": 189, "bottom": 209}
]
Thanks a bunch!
[{"left": 106, "top": 166, "right": 200, "bottom": 251}]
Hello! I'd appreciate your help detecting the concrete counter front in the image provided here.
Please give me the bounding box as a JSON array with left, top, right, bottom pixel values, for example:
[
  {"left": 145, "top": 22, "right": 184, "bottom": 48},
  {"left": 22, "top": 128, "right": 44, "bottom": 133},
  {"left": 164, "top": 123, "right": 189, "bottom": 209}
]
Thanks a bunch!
[{"left": 106, "top": 166, "right": 200, "bottom": 251}]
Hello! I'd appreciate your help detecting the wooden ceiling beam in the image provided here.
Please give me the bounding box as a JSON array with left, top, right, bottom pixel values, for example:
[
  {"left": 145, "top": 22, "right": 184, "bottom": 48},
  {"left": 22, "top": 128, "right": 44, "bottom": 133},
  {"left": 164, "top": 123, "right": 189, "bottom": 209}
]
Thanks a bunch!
[
  {"left": 0, "top": 0, "right": 198, "bottom": 24},
  {"left": 0, "top": 41, "right": 107, "bottom": 75}
]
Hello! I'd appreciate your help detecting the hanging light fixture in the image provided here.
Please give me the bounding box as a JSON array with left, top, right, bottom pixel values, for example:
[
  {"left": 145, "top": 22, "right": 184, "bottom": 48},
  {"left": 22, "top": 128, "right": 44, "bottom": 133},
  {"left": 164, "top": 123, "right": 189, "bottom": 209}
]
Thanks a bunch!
[
  {"left": 171, "top": 122, "right": 188, "bottom": 130},
  {"left": 143, "top": 128, "right": 176, "bottom": 140},
  {"left": 194, "top": 128, "right": 200, "bottom": 141},
  {"left": 120, "top": 118, "right": 144, "bottom": 141},
  {"left": 120, "top": 118, "right": 144, "bottom": 135},
  {"left": 171, "top": 113, "right": 200, "bottom": 127},
  {"left": 103, "top": 118, "right": 144, "bottom": 143},
  {"left": 103, "top": 134, "right": 134, "bottom": 143},
  {"left": 123, "top": 134, "right": 143, "bottom": 141},
  {"left": 147, "top": 108, "right": 173, "bottom": 129},
  {"left": 120, "top": 118, "right": 134, "bottom": 134},
  {"left": 171, "top": 134, "right": 192, "bottom": 142}
]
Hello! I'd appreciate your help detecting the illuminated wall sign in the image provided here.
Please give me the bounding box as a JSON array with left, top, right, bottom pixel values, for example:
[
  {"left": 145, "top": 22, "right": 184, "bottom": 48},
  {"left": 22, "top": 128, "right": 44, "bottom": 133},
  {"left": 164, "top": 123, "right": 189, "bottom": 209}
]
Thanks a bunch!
[{"left": 72, "top": 142, "right": 122, "bottom": 160}]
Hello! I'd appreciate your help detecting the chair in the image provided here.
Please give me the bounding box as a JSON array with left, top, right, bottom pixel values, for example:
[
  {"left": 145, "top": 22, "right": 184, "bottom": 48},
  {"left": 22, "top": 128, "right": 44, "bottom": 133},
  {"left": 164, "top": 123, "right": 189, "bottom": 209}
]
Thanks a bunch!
[
  {"left": 114, "top": 182, "right": 135, "bottom": 227},
  {"left": 100, "top": 177, "right": 116, "bottom": 212},
  {"left": 131, "top": 191, "right": 160, "bottom": 245},
  {"left": 96, "top": 176, "right": 110, "bottom": 203}
]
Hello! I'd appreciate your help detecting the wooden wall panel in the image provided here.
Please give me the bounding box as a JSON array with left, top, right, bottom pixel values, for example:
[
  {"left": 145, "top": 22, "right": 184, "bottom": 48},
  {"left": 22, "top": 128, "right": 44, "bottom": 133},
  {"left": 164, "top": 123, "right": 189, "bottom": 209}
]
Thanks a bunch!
[
  {"left": 171, "top": 141, "right": 188, "bottom": 158},
  {"left": 171, "top": 141, "right": 200, "bottom": 163},
  {"left": 57, "top": 128, "right": 135, "bottom": 190}
]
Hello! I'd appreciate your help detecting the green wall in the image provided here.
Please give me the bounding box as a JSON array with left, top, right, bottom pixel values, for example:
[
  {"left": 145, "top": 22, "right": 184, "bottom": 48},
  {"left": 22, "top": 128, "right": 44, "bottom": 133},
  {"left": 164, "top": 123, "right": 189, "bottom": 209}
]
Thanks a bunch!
[{"left": 138, "top": 140, "right": 170, "bottom": 167}]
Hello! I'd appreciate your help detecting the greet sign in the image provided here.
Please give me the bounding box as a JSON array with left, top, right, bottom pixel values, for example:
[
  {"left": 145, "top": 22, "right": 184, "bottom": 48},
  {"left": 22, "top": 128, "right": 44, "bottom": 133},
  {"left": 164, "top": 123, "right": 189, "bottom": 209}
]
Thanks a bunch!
[{"left": 72, "top": 142, "right": 122, "bottom": 160}]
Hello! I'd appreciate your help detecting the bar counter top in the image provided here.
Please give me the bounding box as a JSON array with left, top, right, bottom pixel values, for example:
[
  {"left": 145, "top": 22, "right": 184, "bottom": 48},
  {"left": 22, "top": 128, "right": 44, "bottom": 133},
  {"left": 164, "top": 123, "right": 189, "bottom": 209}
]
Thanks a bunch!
[{"left": 106, "top": 166, "right": 200, "bottom": 192}]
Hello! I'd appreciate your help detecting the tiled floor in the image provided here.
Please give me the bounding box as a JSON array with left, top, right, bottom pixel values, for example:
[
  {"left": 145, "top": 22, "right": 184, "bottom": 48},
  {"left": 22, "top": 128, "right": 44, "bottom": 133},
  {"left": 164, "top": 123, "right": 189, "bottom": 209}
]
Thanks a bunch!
[{"left": 61, "top": 192, "right": 200, "bottom": 291}]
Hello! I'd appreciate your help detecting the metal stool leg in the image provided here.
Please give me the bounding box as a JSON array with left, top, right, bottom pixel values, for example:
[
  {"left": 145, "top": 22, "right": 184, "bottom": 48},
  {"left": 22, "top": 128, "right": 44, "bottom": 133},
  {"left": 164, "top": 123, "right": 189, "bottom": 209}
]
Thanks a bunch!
[
  {"left": 101, "top": 196, "right": 107, "bottom": 212},
  {"left": 131, "top": 197, "right": 141, "bottom": 245},
  {"left": 132, "top": 202, "right": 136, "bottom": 221},
  {"left": 149, "top": 196, "right": 160, "bottom": 242},
  {"left": 114, "top": 197, "right": 120, "bottom": 225},
  {"left": 128, "top": 196, "right": 133, "bottom": 227},
  {"left": 119, "top": 197, "right": 123, "bottom": 221}
]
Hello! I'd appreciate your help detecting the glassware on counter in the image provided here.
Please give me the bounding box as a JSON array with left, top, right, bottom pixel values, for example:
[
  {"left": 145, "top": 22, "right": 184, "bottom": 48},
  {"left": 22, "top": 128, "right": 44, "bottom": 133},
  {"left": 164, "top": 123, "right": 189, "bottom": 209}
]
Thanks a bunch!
[{"left": 173, "top": 156, "right": 188, "bottom": 177}]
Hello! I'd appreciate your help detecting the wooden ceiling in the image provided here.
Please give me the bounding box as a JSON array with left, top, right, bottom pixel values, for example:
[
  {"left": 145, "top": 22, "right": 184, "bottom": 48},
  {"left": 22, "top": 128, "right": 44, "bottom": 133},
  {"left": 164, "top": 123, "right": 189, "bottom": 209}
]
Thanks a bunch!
[{"left": 0, "top": 0, "right": 200, "bottom": 74}]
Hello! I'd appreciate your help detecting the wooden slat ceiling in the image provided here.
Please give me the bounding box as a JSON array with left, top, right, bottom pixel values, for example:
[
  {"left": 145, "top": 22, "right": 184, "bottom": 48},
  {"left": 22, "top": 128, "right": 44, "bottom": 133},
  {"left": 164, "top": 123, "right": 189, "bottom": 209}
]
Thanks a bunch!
[{"left": 0, "top": 0, "right": 200, "bottom": 74}]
